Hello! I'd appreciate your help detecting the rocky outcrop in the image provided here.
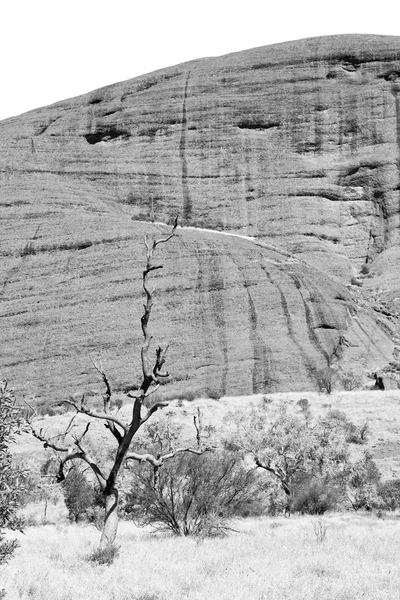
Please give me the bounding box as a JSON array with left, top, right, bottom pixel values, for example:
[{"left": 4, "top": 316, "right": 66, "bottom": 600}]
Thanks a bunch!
[{"left": 1, "top": 35, "right": 399, "bottom": 405}]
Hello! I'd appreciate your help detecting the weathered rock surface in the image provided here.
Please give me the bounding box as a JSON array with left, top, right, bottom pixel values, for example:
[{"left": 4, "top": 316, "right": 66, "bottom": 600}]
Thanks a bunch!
[{"left": 1, "top": 34, "right": 400, "bottom": 405}]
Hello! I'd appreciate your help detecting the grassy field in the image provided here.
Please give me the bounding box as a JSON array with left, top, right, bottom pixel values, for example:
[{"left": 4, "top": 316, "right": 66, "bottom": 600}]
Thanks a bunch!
[
  {"left": 2, "top": 513, "right": 400, "bottom": 600},
  {"left": 6, "top": 390, "right": 400, "bottom": 599}
]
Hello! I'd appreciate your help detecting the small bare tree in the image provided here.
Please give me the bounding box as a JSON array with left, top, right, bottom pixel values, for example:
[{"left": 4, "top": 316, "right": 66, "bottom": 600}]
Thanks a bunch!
[{"left": 26, "top": 221, "right": 204, "bottom": 549}]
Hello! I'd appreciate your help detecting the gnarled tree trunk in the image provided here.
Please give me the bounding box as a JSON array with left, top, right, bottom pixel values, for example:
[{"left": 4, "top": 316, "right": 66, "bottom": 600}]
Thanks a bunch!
[{"left": 100, "top": 488, "right": 119, "bottom": 549}]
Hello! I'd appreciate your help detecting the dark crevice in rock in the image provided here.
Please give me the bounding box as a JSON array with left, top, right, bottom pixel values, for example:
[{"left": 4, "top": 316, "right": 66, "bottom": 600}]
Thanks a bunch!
[
  {"left": 193, "top": 243, "right": 228, "bottom": 397},
  {"left": 243, "top": 271, "right": 272, "bottom": 394},
  {"left": 225, "top": 249, "right": 273, "bottom": 393},
  {"left": 237, "top": 120, "right": 281, "bottom": 131},
  {"left": 343, "top": 162, "right": 385, "bottom": 178},
  {"left": 88, "top": 98, "right": 103, "bottom": 105},
  {"left": 261, "top": 264, "right": 317, "bottom": 383},
  {"left": 286, "top": 273, "right": 331, "bottom": 364},
  {"left": 250, "top": 63, "right": 270, "bottom": 70},
  {"left": 391, "top": 84, "right": 400, "bottom": 219},
  {"left": 303, "top": 232, "right": 340, "bottom": 244},
  {"left": 288, "top": 190, "right": 355, "bottom": 202},
  {"left": 209, "top": 249, "right": 229, "bottom": 396},
  {"left": 341, "top": 60, "right": 362, "bottom": 72},
  {"left": 315, "top": 324, "right": 337, "bottom": 330},
  {"left": 180, "top": 72, "right": 192, "bottom": 223},
  {"left": 378, "top": 70, "right": 400, "bottom": 82},
  {"left": 103, "top": 109, "right": 120, "bottom": 117},
  {"left": 84, "top": 128, "right": 131, "bottom": 144},
  {"left": 334, "top": 293, "right": 349, "bottom": 302}
]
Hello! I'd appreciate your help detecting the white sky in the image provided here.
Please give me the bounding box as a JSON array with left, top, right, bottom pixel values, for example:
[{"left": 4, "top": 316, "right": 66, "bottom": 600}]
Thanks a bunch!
[{"left": 1, "top": 0, "right": 399, "bottom": 121}]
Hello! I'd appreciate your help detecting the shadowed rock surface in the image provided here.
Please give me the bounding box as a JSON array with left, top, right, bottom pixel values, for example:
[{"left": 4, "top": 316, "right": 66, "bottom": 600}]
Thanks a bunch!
[{"left": 1, "top": 34, "right": 400, "bottom": 406}]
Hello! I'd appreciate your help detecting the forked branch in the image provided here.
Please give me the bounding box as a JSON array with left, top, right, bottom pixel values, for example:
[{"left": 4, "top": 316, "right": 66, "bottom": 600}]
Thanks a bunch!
[
  {"left": 63, "top": 398, "right": 127, "bottom": 435},
  {"left": 90, "top": 355, "right": 125, "bottom": 444},
  {"left": 139, "top": 219, "right": 178, "bottom": 396}
]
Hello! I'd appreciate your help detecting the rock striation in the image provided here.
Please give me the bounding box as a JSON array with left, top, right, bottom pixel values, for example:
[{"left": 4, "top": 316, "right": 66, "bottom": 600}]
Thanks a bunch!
[{"left": 1, "top": 34, "right": 400, "bottom": 405}]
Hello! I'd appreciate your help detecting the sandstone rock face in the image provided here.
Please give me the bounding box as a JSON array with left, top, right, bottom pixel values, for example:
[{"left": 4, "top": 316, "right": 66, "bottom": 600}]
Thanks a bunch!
[{"left": 1, "top": 35, "right": 399, "bottom": 405}]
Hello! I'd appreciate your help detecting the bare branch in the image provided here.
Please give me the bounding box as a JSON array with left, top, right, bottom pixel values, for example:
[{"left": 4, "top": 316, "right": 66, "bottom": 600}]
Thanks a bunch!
[
  {"left": 124, "top": 444, "right": 209, "bottom": 469},
  {"left": 90, "top": 355, "right": 124, "bottom": 443},
  {"left": 139, "top": 220, "right": 177, "bottom": 391},
  {"left": 72, "top": 422, "right": 90, "bottom": 447},
  {"left": 193, "top": 407, "right": 202, "bottom": 449},
  {"left": 64, "top": 412, "right": 79, "bottom": 437},
  {"left": 91, "top": 355, "right": 112, "bottom": 411},
  {"left": 161, "top": 446, "right": 210, "bottom": 461},
  {"left": 58, "top": 446, "right": 107, "bottom": 490},
  {"left": 29, "top": 426, "right": 69, "bottom": 453},
  {"left": 23, "top": 399, "right": 37, "bottom": 423},
  {"left": 145, "top": 383, "right": 161, "bottom": 398},
  {"left": 140, "top": 400, "right": 169, "bottom": 425},
  {"left": 125, "top": 452, "right": 162, "bottom": 468},
  {"left": 63, "top": 399, "right": 127, "bottom": 434},
  {"left": 152, "top": 217, "right": 178, "bottom": 249}
]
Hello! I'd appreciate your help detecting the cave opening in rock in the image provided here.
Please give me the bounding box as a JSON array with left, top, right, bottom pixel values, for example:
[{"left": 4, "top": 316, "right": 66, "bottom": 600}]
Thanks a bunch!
[{"left": 84, "top": 128, "right": 131, "bottom": 144}]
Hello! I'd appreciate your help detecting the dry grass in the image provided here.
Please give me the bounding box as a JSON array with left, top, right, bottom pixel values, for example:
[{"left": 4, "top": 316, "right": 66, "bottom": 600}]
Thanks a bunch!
[{"left": 2, "top": 514, "right": 400, "bottom": 600}]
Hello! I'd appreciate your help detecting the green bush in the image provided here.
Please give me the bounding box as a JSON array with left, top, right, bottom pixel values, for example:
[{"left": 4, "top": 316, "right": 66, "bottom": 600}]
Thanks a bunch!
[
  {"left": 377, "top": 479, "right": 400, "bottom": 510},
  {"left": 88, "top": 543, "right": 120, "bottom": 565},
  {"left": 325, "top": 409, "right": 369, "bottom": 444},
  {"left": 125, "top": 451, "right": 261, "bottom": 536},
  {"left": 62, "top": 467, "right": 95, "bottom": 522},
  {"left": 0, "top": 381, "right": 25, "bottom": 598},
  {"left": 292, "top": 480, "right": 340, "bottom": 515}
]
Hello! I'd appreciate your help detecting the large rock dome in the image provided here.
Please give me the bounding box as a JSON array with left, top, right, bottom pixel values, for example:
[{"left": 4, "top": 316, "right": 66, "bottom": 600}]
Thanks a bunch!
[{"left": 1, "top": 34, "right": 400, "bottom": 405}]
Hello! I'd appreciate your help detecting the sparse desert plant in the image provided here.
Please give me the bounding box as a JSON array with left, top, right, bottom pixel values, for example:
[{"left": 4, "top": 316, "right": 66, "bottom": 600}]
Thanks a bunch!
[
  {"left": 126, "top": 450, "right": 260, "bottom": 536},
  {"left": 226, "top": 403, "right": 350, "bottom": 514},
  {"left": 377, "top": 478, "right": 400, "bottom": 511},
  {"left": 18, "top": 457, "right": 61, "bottom": 525},
  {"left": 316, "top": 366, "right": 333, "bottom": 394},
  {"left": 325, "top": 409, "right": 369, "bottom": 444},
  {"left": 88, "top": 543, "right": 120, "bottom": 565},
  {"left": 341, "top": 369, "right": 363, "bottom": 391},
  {"left": 312, "top": 517, "right": 328, "bottom": 543},
  {"left": 62, "top": 466, "right": 96, "bottom": 523},
  {"left": 346, "top": 452, "right": 381, "bottom": 511},
  {"left": 25, "top": 220, "right": 206, "bottom": 550},
  {"left": 297, "top": 397, "right": 311, "bottom": 421},
  {"left": 292, "top": 480, "right": 340, "bottom": 515}
]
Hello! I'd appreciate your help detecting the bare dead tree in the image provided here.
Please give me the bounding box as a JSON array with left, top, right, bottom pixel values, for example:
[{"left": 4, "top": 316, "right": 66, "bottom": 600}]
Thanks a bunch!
[{"left": 25, "top": 220, "right": 205, "bottom": 549}]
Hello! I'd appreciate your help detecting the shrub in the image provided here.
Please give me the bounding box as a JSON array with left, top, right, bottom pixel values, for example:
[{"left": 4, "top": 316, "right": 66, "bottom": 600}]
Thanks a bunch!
[
  {"left": 346, "top": 452, "right": 380, "bottom": 511},
  {"left": 341, "top": 369, "right": 363, "bottom": 391},
  {"left": 325, "top": 409, "right": 369, "bottom": 444},
  {"left": 316, "top": 367, "right": 333, "bottom": 394},
  {"left": 377, "top": 479, "right": 400, "bottom": 510},
  {"left": 292, "top": 480, "right": 340, "bottom": 515},
  {"left": 88, "top": 543, "right": 120, "bottom": 565},
  {"left": 360, "top": 263, "right": 370, "bottom": 275},
  {"left": 0, "top": 381, "right": 25, "bottom": 598},
  {"left": 312, "top": 517, "right": 328, "bottom": 543},
  {"left": 62, "top": 467, "right": 95, "bottom": 522},
  {"left": 125, "top": 451, "right": 261, "bottom": 536}
]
